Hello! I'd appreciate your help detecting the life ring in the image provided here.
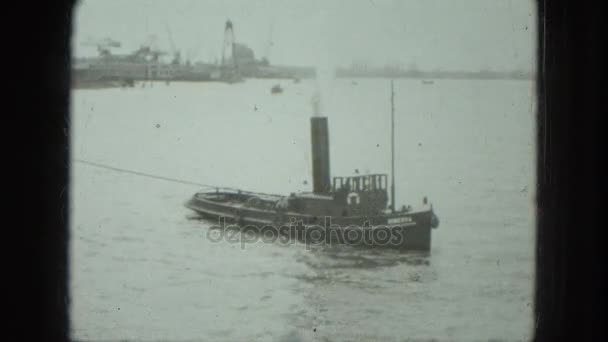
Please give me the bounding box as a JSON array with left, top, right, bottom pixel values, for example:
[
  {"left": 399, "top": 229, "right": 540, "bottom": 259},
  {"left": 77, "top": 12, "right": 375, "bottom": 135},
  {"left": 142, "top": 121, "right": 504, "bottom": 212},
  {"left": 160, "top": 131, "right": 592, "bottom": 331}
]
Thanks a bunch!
[{"left": 347, "top": 192, "right": 360, "bottom": 205}]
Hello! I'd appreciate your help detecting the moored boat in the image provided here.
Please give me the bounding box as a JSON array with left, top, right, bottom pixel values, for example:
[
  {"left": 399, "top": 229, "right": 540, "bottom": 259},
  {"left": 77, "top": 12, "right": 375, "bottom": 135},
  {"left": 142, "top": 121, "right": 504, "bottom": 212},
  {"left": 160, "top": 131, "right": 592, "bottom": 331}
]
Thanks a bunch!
[{"left": 271, "top": 84, "right": 283, "bottom": 94}]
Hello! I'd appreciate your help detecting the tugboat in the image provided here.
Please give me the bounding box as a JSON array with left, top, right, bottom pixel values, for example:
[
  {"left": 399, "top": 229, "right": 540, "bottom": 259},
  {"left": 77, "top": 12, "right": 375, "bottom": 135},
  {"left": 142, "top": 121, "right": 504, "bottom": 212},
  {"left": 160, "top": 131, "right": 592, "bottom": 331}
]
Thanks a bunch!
[{"left": 186, "top": 82, "right": 439, "bottom": 251}]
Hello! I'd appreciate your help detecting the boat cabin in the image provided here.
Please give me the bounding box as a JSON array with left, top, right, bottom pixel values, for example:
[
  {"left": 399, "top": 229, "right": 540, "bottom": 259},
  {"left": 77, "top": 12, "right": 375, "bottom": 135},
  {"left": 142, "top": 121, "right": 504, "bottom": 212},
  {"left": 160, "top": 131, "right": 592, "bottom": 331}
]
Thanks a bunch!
[{"left": 287, "top": 174, "right": 389, "bottom": 218}]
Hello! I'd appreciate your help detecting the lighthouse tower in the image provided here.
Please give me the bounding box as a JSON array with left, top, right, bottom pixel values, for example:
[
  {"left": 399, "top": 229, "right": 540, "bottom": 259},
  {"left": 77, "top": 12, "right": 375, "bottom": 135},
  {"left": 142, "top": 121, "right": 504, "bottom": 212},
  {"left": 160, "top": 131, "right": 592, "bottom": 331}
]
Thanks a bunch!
[{"left": 221, "top": 20, "right": 237, "bottom": 71}]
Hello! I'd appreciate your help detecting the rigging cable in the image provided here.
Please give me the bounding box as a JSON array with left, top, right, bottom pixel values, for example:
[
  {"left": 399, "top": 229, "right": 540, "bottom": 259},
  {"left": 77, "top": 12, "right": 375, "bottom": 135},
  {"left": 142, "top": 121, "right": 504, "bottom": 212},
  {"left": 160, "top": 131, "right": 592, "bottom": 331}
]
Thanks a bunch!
[
  {"left": 72, "top": 158, "right": 215, "bottom": 189},
  {"left": 72, "top": 158, "right": 285, "bottom": 198}
]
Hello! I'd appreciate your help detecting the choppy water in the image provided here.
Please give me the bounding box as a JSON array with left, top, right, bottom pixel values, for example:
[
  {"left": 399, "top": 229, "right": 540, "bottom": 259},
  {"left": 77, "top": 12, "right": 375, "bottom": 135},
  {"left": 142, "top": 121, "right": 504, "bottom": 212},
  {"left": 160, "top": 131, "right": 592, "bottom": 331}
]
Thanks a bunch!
[{"left": 70, "top": 78, "right": 536, "bottom": 341}]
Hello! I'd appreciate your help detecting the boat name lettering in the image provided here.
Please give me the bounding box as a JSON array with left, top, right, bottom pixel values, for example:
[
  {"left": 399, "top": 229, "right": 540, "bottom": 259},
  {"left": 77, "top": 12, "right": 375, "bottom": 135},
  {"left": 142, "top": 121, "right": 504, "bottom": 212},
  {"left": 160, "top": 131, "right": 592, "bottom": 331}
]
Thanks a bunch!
[{"left": 388, "top": 217, "right": 413, "bottom": 224}]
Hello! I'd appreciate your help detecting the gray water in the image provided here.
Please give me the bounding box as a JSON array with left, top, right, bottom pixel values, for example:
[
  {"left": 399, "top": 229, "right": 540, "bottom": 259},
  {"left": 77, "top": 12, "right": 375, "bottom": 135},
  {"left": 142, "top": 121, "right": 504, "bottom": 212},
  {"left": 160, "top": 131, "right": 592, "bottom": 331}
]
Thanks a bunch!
[{"left": 70, "top": 78, "right": 536, "bottom": 341}]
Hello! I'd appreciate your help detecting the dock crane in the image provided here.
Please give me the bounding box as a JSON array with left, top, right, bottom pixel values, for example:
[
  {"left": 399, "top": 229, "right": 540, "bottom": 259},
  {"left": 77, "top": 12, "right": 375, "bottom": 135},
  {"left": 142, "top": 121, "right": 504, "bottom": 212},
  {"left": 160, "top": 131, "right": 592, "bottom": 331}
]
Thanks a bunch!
[{"left": 80, "top": 37, "right": 121, "bottom": 57}]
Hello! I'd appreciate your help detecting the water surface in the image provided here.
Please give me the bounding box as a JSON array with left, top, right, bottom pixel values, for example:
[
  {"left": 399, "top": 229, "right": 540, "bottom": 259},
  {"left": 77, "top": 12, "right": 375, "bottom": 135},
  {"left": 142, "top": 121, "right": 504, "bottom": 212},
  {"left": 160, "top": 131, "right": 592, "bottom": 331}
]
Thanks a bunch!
[{"left": 71, "top": 78, "right": 535, "bottom": 341}]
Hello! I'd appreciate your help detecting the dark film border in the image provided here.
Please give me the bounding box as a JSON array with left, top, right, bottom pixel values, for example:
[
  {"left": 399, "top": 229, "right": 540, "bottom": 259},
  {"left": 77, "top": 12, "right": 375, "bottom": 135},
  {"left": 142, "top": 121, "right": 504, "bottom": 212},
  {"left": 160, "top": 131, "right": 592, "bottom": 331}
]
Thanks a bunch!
[{"left": 22, "top": 0, "right": 607, "bottom": 340}]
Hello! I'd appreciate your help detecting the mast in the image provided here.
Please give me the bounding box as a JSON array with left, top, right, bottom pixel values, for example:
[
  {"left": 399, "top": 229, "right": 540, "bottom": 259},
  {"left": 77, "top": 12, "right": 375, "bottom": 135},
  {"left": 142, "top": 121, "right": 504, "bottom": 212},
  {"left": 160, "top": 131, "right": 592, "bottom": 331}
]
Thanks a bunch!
[{"left": 390, "top": 80, "right": 396, "bottom": 213}]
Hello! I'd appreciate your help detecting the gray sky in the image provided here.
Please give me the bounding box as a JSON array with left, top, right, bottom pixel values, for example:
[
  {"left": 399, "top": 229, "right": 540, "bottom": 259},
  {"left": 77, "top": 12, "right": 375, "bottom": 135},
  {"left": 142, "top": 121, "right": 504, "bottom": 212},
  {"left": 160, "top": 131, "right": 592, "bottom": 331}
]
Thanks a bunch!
[{"left": 73, "top": 0, "right": 536, "bottom": 71}]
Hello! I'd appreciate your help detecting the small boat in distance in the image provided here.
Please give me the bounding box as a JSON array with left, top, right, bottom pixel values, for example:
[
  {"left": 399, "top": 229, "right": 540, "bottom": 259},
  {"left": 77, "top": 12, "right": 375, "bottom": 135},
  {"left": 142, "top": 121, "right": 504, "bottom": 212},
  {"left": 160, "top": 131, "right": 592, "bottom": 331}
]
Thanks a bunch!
[
  {"left": 421, "top": 79, "right": 434, "bottom": 85},
  {"left": 271, "top": 84, "right": 283, "bottom": 94}
]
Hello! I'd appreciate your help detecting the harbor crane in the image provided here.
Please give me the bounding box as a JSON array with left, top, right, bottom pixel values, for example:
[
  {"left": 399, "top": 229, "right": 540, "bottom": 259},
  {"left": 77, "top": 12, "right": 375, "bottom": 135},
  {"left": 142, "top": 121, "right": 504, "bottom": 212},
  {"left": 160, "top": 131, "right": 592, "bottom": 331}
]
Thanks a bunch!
[{"left": 80, "top": 37, "right": 121, "bottom": 56}]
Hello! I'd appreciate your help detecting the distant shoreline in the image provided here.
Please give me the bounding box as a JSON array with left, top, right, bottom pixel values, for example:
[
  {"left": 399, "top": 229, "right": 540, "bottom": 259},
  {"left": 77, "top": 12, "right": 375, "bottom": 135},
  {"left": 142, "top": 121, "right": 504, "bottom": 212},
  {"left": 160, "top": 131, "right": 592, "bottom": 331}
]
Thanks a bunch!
[{"left": 334, "top": 69, "right": 535, "bottom": 81}]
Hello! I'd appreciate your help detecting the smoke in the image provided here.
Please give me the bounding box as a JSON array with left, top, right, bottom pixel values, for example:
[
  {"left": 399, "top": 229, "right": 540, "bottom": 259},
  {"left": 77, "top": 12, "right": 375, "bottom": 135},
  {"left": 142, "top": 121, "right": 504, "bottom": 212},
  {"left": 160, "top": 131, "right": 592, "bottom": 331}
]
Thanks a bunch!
[
  {"left": 311, "top": 89, "right": 322, "bottom": 117},
  {"left": 309, "top": 10, "right": 336, "bottom": 118},
  {"left": 311, "top": 65, "right": 335, "bottom": 117}
]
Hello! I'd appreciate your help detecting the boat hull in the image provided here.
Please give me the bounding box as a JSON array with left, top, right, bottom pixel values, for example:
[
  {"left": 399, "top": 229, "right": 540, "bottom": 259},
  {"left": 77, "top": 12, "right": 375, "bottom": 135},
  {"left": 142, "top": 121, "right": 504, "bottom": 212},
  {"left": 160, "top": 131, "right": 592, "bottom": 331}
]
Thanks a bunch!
[{"left": 186, "top": 191, "right": 437, "bottom": 251}]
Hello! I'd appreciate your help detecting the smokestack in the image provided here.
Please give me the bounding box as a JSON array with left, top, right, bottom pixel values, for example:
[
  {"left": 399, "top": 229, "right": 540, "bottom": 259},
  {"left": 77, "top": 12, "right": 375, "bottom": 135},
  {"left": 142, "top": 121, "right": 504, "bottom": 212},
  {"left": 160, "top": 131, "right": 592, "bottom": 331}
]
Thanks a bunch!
[{"left": 310, "top": 117, "right": 331, "bottom": 193}]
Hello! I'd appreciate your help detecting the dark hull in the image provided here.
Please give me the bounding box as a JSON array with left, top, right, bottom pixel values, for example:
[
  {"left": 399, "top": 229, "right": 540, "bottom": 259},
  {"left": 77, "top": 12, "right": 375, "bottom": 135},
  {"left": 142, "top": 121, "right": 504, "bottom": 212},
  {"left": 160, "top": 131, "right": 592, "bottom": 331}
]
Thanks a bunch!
[{"left": 186, "top": 191, "right": 438, "bottom": 251}]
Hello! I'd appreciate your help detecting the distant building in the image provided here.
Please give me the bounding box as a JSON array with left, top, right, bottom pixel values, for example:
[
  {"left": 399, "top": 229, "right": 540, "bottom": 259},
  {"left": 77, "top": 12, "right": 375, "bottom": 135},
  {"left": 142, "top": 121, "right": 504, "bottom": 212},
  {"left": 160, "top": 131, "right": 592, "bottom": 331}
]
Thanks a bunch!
[{"left": 223, "top": 43, "right": 258, "bottom": 76}]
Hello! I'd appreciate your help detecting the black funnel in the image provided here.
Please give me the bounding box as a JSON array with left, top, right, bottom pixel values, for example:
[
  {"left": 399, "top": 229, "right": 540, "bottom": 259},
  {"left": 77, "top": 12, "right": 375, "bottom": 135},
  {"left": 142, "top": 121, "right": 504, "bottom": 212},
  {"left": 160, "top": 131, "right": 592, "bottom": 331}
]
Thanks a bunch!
[{"left": 310, "top": 117, "right": 331, "bottom": 193}]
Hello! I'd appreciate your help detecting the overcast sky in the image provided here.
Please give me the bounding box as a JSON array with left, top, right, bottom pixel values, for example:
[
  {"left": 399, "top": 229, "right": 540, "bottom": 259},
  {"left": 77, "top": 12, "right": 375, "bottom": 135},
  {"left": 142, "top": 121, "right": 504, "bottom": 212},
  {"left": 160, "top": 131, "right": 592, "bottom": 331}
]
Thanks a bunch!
[{"left": 73, "top": 0, "right": 536, "bottom": 71}]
